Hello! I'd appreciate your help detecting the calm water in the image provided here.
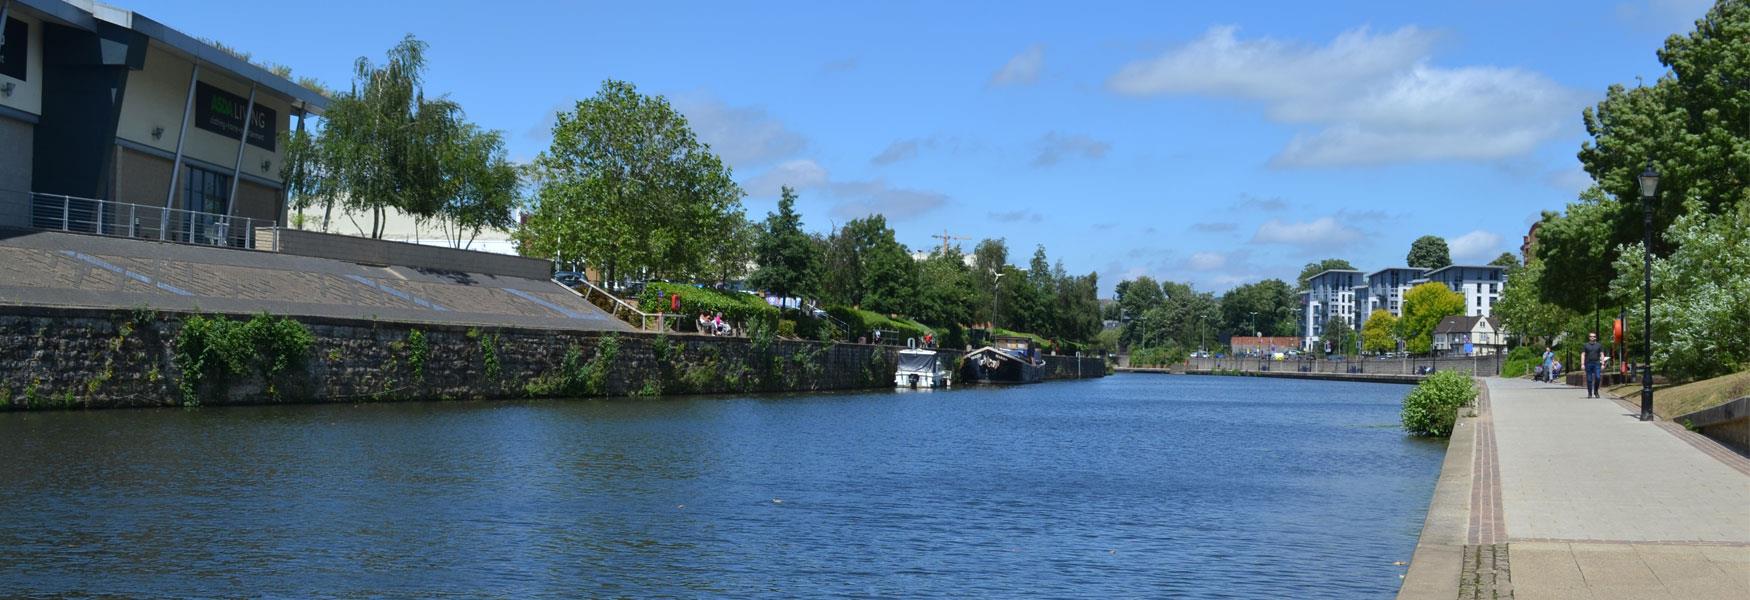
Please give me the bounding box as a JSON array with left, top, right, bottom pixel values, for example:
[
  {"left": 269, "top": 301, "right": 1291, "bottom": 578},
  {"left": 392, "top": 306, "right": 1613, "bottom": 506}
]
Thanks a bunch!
[{"left": 0, "top": 374, "right": 1443, "bottom": 598}]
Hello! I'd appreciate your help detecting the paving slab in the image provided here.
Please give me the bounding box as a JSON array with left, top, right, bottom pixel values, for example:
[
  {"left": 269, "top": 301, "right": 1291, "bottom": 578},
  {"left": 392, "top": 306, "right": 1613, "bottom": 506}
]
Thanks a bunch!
[{"left": 1481, "top": 377, "right": 1750, "bottom": 600}]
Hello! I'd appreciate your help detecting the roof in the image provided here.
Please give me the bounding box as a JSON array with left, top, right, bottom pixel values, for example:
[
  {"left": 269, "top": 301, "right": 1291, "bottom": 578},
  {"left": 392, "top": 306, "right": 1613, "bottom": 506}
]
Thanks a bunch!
[
  {"left": 1308, "top": 269, "right": 1364, "bottom": 281},
  {"left": 1423, "top": 264, "right": 1506, "bottom": 279},
  {"left": 16, "top": 0, "right": 328, "bottom": 113},
  {"left": 1368, "top": 266, "right": 1428, "bottom": 276},
  {"left": 1434, "top": 315, "right": 1503, "bottom": 334},
  {"left": 1230, "top": 336, "right": 1303, "bottom": 346}
]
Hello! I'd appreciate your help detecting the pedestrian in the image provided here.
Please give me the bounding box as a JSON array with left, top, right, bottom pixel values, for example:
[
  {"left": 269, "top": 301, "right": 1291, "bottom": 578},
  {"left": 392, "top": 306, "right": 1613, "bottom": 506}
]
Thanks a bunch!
[
  {"left": 1582, "top": 332, "right": 1608, "bottom": 398},
  {"left": 1541, "top": 346, "right": 1555, "bottom": 383}
]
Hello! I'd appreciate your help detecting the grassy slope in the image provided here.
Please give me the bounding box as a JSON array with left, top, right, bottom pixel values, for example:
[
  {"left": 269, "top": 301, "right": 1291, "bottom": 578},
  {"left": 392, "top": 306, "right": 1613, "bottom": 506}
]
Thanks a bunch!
[{"left": 1606, "top": 370, "right": 1750, "bottom": 419}]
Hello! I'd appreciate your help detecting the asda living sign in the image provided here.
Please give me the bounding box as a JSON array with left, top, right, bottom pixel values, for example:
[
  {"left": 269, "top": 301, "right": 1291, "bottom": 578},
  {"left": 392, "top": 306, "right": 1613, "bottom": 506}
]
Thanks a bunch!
[{"left": 195, "top": 81, "right": 277, "bottom": 152}]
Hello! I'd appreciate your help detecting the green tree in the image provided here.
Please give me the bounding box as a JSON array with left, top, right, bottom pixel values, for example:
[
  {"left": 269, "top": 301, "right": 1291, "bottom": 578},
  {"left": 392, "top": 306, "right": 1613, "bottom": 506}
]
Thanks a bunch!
[
  {"left": 1606, "top": 198, "right": 1750, "bottom": 380},
  {"left": 970, "top": 239, "right": 1008, "bottom": 324},
  {"left": 518, "top": 79, "right": 742, "bottom": 283},
  {"left": 1399, "top": 282, "right": 1466, "bottom": 353},
  {"left": 749, "top": 187, "right": 820, "bottom": 302},
  {"left": 1114, "top": 276, "right": 1166, "bottom": 322},
  {"left": 1407, "top": 235, "right": 1452, "bottom": 270},
  {"left": 1361, "top": 310, "right": 1399, "bottom": 353},
  {"left": 914, "top": 247, "right": 979, "bottom": 331},
  {"left": 705, "top": 212, "right": 758, "bottom": 285},
  {"left": 1297, "top": 258, "right": 1356, "bottom": 289},
  {"left": 284, "top": 35, "right": 506, "bottom": 239},
  {"left": 856, "top": 216, "right": 919, "bottom": 316},
  {"left": 1220, "top": 279, "right": 1298, "bottom": 337},
  {"left": 1494, "top": 259, "right": 1575, "bottom": 346},
  {"left": 1321, "top": 317, "right": 1357, "bottom": 355},
  {"left": 1489, "top": 252, "right": 1520, "bottom": 268}
]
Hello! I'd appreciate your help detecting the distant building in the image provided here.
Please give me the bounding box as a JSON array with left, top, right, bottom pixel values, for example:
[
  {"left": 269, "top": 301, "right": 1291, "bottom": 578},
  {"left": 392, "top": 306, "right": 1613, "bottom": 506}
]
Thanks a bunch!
[
  {"left": 1230, "top": 336, "right": 1303, "bottom": 356},
  {"left": 1300, "top": 269, "right": 1363, "bottom": 350},
  {"left": 1521, "top": 221, "right": 1541, "bottom": 264},
  {"left": 1356, "top": 267, "right": 1427, "bottom": 330},
  {"left": 1421, "top": 265, "right": 1507, "bottom": 318},
  {"left": 1432, "top": 315, "right": 1506, "bottom": 356}
]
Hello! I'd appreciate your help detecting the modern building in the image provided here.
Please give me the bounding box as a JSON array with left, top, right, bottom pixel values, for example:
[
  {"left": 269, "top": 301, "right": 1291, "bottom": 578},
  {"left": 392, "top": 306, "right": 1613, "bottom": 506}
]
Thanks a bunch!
[
  {"left": 1422, "top": 265, "right": 1507, "bottom": 318},
  {"left": 1432, "top": 315, "right": 1507, "bottom": 356},
  {"left": 0, "top": 0, "right": 327, "bottom": 241},
  {"left": 1300, "top": 269, "right": 1363, "bottom": 350},
  {"left": 1356, "top": 267, "right": 1428, "bottom": 329}
]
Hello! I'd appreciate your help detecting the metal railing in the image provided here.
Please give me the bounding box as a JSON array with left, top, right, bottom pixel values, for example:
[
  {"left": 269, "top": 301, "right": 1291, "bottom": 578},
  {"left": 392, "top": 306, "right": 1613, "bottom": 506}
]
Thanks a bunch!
[
  {"left": 556, "top": 276, "right": 679, "bottom": 332},
  {"left": 29, "top": 192, "right": 266, "bottom": 250}
]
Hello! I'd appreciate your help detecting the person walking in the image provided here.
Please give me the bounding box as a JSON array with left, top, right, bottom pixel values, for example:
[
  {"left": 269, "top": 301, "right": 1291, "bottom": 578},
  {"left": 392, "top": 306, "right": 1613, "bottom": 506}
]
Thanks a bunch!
[
  {"left": 1582, "top": 332, "right": 1607, "bottom": 398},
  {"left": 1541, "top": 346, "right": 1555, "bottom": 383}
]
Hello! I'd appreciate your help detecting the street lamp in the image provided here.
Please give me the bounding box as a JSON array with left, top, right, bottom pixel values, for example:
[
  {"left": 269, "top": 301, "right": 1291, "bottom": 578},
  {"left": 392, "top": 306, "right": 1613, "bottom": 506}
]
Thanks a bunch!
[
  {"left": 1637, "top": 163, "right": 1659, "bottom": 421},
  {"left": 992, "top": 271, "right": 1005, "bottom": 332}
]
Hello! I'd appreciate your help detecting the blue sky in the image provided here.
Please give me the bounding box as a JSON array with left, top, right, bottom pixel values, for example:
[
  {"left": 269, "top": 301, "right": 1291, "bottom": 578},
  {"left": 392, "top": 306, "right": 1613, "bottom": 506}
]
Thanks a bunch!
[{"left": 124, "top": 0, "right": 1710, "bottom": 294}]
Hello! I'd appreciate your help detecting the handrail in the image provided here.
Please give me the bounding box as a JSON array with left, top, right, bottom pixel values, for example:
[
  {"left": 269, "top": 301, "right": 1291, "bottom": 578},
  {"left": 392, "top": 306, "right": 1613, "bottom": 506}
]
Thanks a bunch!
[
  {"left": 27, "top": 191, "right": 265, "bottom": 250},
  {"left": 554, "top": 276, "right": 679, "bottom": 331}
]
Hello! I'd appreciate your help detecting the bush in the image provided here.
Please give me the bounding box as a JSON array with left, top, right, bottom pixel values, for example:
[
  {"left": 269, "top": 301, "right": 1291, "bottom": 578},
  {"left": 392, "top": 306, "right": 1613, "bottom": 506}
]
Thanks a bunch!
[
  {"left": 827, "top": 306, "right": 933, "bottom": 343},
  {"left": 1501, "top": 346, "right": 1535, "bottom": 378},
  {"left": 174, "top": 313, "right": 314, "bottom": 404},
  {"left": 1401, "top": 371, "right": 1478, "bottom": 437},
  {"left": 639, "top": 283, "right": 777, "bottom": 332},
  {"left": 1129, "top": 346, "right": 1187, "bottom": 368}
]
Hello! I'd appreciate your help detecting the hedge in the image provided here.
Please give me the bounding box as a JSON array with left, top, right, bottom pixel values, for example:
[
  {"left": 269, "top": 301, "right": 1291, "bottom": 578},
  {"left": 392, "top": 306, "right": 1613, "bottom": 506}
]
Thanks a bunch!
[
  {"left": 827, "top": 306, "right": 933, "bottom": 343},
  {"left": 1401, "top": 371, "right": 1478, "bottom": 437},
  {"left": 639, "top": 283, "right": 777, "bottom": 330}
]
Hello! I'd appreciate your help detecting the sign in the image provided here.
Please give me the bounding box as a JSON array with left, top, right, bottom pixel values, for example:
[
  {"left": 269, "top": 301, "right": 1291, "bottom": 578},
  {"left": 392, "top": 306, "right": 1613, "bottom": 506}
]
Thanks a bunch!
[
  {"left": 194, "top": 81, "right": 277, "bottom": 151},
  {"left": 1, "top": 18, "right": 27, "bottom": 82}
]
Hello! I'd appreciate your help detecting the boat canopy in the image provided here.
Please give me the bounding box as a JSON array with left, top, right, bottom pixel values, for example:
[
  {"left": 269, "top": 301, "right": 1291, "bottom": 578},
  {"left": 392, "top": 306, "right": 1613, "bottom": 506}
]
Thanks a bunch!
[{"left": 898, "top": 350, "right": 939, "bottom": 372}]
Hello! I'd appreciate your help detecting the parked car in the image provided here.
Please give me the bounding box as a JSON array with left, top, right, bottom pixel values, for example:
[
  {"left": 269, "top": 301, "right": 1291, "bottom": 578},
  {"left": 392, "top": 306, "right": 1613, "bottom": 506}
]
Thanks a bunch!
[{"left": 553, "top": 271, "right": 585, "bottom": 287}]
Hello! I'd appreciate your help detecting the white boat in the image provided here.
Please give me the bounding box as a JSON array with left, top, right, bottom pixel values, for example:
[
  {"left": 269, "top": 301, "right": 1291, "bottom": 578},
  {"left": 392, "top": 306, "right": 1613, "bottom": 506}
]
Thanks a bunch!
[{"left": 895, "top": 348, "right": 952, "bottom": 389}]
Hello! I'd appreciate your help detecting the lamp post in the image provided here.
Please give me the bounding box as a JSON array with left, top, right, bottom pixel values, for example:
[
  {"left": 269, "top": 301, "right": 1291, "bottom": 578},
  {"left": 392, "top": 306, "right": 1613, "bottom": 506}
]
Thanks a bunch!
[
  {"left": 1637, "top": 163, "right": 1659, "bottom": 421},
  {"left": 992, "top": 271, "right": 1005, "bottom": 333}
]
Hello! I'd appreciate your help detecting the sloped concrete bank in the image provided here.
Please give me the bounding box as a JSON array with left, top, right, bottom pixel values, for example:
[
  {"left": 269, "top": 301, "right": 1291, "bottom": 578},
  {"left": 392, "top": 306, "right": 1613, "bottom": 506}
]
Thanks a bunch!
[{"left": 0, "top": 305, "right": 1104, "bottom": 410}]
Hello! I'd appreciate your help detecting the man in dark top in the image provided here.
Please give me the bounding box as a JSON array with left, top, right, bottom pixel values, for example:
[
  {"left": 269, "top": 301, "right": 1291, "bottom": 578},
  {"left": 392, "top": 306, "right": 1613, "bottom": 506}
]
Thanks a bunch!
[{"left": 1582, "top": 332, "right": 1607, "bottom": 398}]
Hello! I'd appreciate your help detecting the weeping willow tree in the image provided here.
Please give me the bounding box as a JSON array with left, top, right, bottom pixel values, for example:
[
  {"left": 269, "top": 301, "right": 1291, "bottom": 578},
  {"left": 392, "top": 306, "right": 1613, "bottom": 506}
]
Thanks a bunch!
[{"left": 281, "top": 35, "right": 516, "bottom": 243}]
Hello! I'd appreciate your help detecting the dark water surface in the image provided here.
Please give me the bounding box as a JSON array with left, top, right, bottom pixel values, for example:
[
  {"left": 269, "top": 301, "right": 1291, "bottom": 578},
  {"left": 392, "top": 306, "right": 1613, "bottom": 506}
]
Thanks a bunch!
[{"left": 0, "top": 374, "right": 1443, "bottom": 598}]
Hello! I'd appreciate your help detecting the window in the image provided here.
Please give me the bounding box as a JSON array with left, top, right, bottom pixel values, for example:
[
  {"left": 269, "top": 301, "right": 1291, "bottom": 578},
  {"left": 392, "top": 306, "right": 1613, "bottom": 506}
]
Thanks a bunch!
[
  {"left": 0, "top": 18, "right": 26, "bottom": 82},
  {"left": 181, "top": 167, "right": 232, "bottom": 245}
]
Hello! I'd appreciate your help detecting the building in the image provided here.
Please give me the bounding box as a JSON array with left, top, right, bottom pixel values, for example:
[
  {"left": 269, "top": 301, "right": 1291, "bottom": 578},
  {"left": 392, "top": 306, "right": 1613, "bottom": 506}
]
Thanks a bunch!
[
  {"left": 294, "top": 205, "right": 520, "bottom": 256},
  {"left": 1355, "top": 266, "right": 1427, "bottom": 330},
  {"left": 1300, "top": 269, "right": 1362, "bottom": 350},
  {"left": 1432, "top": 315, "right": 1507, "bottom": 356},
  {"left": 1, "top": 0, "right": 327, "bottom": 240},
  {"left": 1421, "top": 265, "right": 1506, "bottom": 318},
  {"left": 1521, "top": 221, "right": 1541, "bottom": 264},
  {"left": 1229, "top": 336, "right": 1303, "bottom": 356}
]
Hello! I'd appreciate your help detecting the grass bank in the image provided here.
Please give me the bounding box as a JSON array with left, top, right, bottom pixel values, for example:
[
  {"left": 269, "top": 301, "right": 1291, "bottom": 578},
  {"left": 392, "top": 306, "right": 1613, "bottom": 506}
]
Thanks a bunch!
[{"left": 1607, "top": 369, "right": 1750, "bottom": 419}]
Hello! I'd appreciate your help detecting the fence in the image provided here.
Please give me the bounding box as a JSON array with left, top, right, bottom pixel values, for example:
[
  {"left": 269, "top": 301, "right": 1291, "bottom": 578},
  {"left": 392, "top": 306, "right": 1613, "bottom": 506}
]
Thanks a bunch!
[
  {"left": 29, "top": 192, "right": 267, "bottom": 250},
  {"left": 1175, "top": 353, "right": 1504, "bottom": 376}
]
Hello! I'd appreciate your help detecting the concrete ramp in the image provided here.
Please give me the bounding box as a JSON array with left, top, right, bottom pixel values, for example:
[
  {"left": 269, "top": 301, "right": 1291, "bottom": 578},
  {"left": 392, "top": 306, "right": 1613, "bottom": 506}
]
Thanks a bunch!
[{"left": 0, "top": 230, "right": 632, "bottom": 332}]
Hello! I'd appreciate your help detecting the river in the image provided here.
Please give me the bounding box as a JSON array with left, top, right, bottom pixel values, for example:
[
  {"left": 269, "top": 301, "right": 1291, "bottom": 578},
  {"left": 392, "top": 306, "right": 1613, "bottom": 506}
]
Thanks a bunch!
[{"left": 0, "top": 373, "right": 1443, "bottom": 598}]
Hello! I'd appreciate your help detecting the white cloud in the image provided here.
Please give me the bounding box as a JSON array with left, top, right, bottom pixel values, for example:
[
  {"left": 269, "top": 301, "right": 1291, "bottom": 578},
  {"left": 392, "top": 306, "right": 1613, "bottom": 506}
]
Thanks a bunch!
[
  {"left": 1187, "top": 251, "right": 1228, "bottom": 271},
  {"left": 1032, "top": 132, "right": 1111, "bottom": 167},
  {"left": 990, "top": 44, "right": 1045, "bottom": 87},
  {"left": 871, "top": 139, "right": 923, "bottom": 165},
  {"left": 989, "top": 210, "right": 1044, "bottom": 223},
  {"left": 744, "top": 159, "right": 829, "bottom": 197},
  {"left": 1448, "top": 230, "right": 1504, "bottom": 263},
  {"left": 1107, "top": 26, "right": 1584, "bottom": 167},
  {"left": 672, "top": 94, "right": 807, "bottom": 169},
  {"left": 1251, "top": 217, "right": 1365, "bottom": 248}
]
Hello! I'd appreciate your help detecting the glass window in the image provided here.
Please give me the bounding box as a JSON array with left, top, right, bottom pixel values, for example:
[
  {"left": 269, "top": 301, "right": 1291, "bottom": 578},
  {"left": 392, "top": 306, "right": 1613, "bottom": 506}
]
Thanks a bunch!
[{"left": 182, "top": 167, "right": 232, "bottom": 244}]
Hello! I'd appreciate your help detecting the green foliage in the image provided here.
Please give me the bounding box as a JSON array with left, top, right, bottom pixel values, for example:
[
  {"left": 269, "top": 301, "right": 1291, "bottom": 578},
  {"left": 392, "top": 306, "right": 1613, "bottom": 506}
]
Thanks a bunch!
[
  {"left": 475, "top": 330, "right": 501, "bottom": 380},
  {"left": 1220, "top": 279, "right": 1299, "bottom": 337},
  {"left": 1298, "top": 258, "right": 1356, "bottom": 289},
  {"left": 285, "top": 36, "right": 516, "bottom": 241},
  {"left": 639, "top": 282, "right": 777, "bottom": 331},
  {"left": 1407, "top": 235, "right": 1452, "bottom": 270},
  {"left": 1607, "top": 199, "right": 1750, "bottom": 380},
  {"left": 1401, "top": 371, "right": 1477, "bottom": 437},
  {"left": 1489, "top": 252, "right": 1520, "bottom": 268},
  {"left": 1399, "top": 283, "right": 1466, "bottom": 354},
  {"left": 406, "top": 329, "right": 429, "bottom": 381},
  {"left": 819, "top": 214, "right": 917, "bottom": 314},
  {"left": 1494, "top": 259, "right": 1577, "bottom": 344},
  {"left": 829, "top": 306, "right": 934, "bottom": 343},
  {"left": 1362, "top": 310, "right": 1399, "bottom": 353},
  {"left": 912, "top": 247, "right": 980, "bottom": 333},
  {"left": 526, "top": 335, "right": 620, "bottom": 397},
  {"left": 777, "top": 319, "right": 797, "bottom": 339},
  {"left": 173, "top": 314, "right": 314, "bottom": 404},
  {"left": 1502, "top": 346, "right": 1537, "bottom": 378},
  {"left": 1321, "top": 317, "right": 1358, "bottom": 355},
  {"left": 518, "top": 79, "right": 744, "bottom": 282},
  {"left": 1129, "top": 346, "right": 1188, "bottom": 368},
  {"left": 749, "top": 187, "right": 821, "bottom": 301}
]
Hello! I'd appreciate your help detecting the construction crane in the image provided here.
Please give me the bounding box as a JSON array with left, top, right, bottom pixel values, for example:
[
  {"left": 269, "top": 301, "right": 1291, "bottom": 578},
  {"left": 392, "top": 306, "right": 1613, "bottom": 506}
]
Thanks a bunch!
[{"left": 931, "top": 229, "right": 970, "bottom": 255}]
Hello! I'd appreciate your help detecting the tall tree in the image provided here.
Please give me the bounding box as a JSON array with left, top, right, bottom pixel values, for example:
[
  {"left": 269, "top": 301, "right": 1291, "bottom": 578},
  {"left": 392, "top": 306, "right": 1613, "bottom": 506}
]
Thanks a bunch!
[
  {"left": 1297, "top": 258, "right": 1356, "bottom": 289},
  {"left": 914, "top": 247, "right": 979, "bottom": 330},
  {"left": 749, "top": 187, "right": 820, "bottom": 302},
  {"left": 855, "top": 216, "right": 919, "bottom": 316},
  {"left": 1488, "top": 252, "right": 1520, "bottom": 268},
  {"left": 1399, "top": 282, "right": 1466, "bottom": 353},
  {"left": 1361, "top": 310, "right": 1399, "bottom": 353},
  {"left": 1321, "top": 317, "right": 1357, "bottom": 355},
  {"left": 1220, "top": 279, "right": 1298, "bottom": 337},
  {"left": 705, "top": 212, "right": 758, "bottom": 285},
  {"left": 1407, "top": 235, "right": 1452, "bottom": 269},
  {"left": 518, "top": 79, "right": 742, "bottom": 283},
  {"left": 970, "top": 239, "right": 1009, "bottom": 324},
  {"left": 434, "top": 124, "right": 519, "bottom": 249}
]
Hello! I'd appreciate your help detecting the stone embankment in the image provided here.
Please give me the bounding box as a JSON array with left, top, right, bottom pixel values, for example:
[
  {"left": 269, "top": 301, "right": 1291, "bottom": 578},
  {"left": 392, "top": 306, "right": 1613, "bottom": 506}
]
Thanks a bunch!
[{"left": 0, "top": 305, "right": 1105, "bottom": 410}]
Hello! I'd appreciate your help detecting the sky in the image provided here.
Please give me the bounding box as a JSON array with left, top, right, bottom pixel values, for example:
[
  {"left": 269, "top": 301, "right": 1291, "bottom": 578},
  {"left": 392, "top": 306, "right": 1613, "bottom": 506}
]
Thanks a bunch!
[{"left": 119, "top": 0, "right": 1712, "bottom": 295}]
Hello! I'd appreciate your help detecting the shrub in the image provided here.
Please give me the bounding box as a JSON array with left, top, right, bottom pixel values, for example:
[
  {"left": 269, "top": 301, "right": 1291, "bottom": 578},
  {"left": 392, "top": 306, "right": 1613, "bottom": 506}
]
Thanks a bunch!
[
  {"left": 1401, "top": 371, "right": 1478, "bottom": 437},
  {"left": 639, "top": 283, "right": 776, "bottom": 332},
  {"left": 1501, "top": 346, "right": 1535, "bottom": 378},
  {"left": 828, "top": 306, "right": 933, "bottom": 343},
  {"left": 1129, "top": 346, "right": 1187, "bottom": 368},
  {"left": 174, "top": 313, "right": 314, "bottom": 404}
]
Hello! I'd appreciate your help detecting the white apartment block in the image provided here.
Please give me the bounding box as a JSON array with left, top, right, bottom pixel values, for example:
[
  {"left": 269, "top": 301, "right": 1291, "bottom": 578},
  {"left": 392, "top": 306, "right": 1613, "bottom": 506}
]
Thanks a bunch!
[
  {"left": 1301, "top": 269, "right": 1363, "bottom": 350},
  {"left": 1356, "top": 267, "right": 1427, "bottom": 329},
  {"left": 1420, "top": 265, "right": 1507, "bottom": 318}
]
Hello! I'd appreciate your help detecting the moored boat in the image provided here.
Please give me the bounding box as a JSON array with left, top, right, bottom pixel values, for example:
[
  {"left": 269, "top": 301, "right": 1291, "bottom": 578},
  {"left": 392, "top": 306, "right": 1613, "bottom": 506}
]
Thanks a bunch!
[
  {"left": 895, "top": 347, "right": 952, "bottom": 389},
  {"left": 960, "top": 336, "right": 1044, "bottom": 384}
]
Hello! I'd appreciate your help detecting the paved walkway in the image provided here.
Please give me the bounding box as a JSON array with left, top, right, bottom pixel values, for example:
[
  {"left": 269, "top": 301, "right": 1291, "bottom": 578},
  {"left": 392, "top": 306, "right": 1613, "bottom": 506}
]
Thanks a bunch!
[
  {"left": 1482, "top": 377, "right": 1750, "bottom": 599},
  {"left": 0, "top": 229, "right": 630, "bottom": 332}
]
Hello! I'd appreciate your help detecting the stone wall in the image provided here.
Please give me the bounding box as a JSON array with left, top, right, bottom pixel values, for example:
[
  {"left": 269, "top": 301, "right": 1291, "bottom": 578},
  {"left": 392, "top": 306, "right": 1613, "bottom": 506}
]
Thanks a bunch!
[
  {"left": 0, "top": 306, "right": 1104, "bottom": 410},
  {"left": 257, "top": 227, "right": 552, "bottom": 280}
]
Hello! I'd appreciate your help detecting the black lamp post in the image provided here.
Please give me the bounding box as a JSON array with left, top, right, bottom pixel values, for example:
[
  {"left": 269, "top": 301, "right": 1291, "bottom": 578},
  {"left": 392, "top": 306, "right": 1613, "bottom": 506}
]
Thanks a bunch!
[{"left": 1637, "top": 163, "right": 1659, "bottom": 421}]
